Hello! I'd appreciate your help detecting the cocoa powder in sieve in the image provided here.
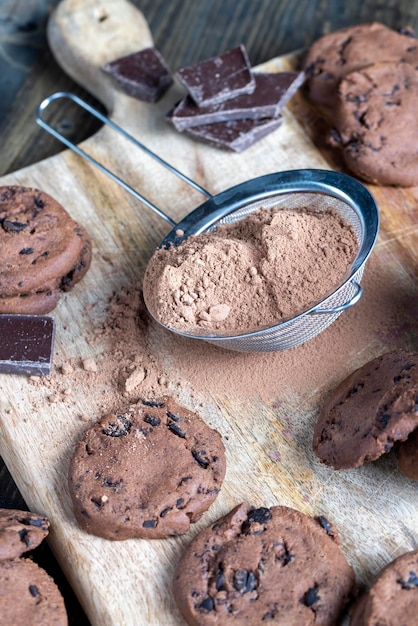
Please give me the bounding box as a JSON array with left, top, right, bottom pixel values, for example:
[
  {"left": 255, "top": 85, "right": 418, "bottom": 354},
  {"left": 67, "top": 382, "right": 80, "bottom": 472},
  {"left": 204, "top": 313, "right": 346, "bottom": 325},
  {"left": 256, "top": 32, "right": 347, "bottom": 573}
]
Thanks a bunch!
[{"left": 143, "top": 206, "right": 358, "bottom": 334}]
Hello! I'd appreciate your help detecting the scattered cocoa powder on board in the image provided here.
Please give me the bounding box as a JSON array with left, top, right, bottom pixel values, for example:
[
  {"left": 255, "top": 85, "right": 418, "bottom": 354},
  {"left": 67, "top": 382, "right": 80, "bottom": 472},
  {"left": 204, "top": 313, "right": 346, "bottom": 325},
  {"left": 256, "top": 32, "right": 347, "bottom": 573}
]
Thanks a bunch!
[
  {"left": 143, "top": 205, "right": 358, "bottom": 334},
  {"left": 30, "top": 250, "right": 417, "bottom": 410}
]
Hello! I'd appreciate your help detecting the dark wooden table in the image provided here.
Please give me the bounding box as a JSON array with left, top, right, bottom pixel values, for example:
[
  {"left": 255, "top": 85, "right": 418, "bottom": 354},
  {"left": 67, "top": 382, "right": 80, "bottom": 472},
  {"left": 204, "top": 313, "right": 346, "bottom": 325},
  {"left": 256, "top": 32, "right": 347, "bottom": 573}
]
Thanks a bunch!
[{"left": 1, "top": 0, "right": 418, "bottom": 623}]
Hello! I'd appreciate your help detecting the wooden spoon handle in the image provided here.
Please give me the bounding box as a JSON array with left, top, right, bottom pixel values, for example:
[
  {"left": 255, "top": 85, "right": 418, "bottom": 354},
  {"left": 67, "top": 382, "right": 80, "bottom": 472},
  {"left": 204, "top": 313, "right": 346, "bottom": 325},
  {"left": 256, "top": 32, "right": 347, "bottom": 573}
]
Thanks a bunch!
[{"left": 47, "top": 0, "right": 153, "bottom": 113}]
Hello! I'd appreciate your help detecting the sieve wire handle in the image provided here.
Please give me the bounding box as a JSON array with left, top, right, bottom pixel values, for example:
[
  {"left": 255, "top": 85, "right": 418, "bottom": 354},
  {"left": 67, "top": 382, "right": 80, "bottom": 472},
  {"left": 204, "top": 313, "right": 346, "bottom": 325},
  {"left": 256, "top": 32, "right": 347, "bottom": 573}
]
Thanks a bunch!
[
  {"left": 310, "top": 280, "right": 362, "bottom": 315},
  {"left": 36, "top": 92, "right": 213, "bottom": 228}
]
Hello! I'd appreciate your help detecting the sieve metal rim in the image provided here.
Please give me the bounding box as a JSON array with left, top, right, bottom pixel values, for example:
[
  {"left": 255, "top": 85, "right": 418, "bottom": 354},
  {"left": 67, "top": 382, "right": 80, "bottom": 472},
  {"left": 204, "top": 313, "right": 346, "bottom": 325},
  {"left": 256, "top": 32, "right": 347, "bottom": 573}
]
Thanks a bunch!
[{"left": 36, "top": 93, "right": 380, "bottom": 350}]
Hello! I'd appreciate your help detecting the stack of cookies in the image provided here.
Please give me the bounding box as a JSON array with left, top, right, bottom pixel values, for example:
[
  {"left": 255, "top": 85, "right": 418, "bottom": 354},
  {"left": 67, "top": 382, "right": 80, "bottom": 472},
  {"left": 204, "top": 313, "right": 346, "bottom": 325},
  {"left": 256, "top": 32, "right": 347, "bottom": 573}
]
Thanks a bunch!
[
  {"left": 0, "top": 507, "right": 67, "bottom": 625},
  {"left": 0, "top": 185, "right": 92, "bottom": 315},
  {"left": 303, "top": 23, "right": 418, "bottom": 186}
]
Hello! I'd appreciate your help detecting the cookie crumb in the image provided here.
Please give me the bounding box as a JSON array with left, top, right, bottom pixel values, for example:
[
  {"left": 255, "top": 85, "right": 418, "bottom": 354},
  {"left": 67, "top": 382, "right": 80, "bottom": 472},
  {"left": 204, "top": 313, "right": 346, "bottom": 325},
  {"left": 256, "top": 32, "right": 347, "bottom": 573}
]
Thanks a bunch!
[
  {"left": 61, "top": 362, "right": 74, "bottom": 375},
  {"left": 125, "top": 367, "right": 146, "bottom": 392},
  {"left": 82, "top": 358, "right": 98, "bottom": 373}
]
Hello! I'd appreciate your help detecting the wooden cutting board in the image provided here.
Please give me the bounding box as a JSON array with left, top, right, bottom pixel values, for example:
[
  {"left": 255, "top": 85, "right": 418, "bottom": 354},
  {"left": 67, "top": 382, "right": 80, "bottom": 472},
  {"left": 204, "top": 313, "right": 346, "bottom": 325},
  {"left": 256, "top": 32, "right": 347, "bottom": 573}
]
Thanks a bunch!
[{"left": 0, "top": 0, "right": 417, "bottom": 624}]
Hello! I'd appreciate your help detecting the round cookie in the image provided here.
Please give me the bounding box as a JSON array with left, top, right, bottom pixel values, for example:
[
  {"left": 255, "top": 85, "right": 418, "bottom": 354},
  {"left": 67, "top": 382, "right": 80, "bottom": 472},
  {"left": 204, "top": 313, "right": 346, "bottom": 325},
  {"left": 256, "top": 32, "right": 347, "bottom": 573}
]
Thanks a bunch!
[
  {"left": 397, "top": 428, "right": 418, "bottom": 480},
  {"left": 0, "top": 185, "right": 90, "bottom": 297},
  {"left": 0, "top": 557, "right": 67, "bottom": 626},
  {"left": 313, "top": 349, "right": 418, "bottom": 470},
  {"left": 0, "top": 508, "right": 49, "bottom": 561},
  {"left": 350, "top": 549, "right": 418, "bottom": 625},
  {"left": 69, "top": 397, "right": 226, "bottom": 539},
  {"left": 330, "top": 61, "right": 418, "bottom": 186},
  {"left": 302, "top": 22, "right": 418, "bottom": 108},
  {"left": 173, "top": 502, "right": 356, "bottom": 625}
]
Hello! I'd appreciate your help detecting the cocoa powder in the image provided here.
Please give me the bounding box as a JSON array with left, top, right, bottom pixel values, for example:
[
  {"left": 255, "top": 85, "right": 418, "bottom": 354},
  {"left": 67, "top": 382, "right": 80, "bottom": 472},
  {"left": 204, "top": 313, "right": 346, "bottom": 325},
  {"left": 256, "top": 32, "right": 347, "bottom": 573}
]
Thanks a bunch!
[
  {"left": 29, "top": 249, "right": 417, "bottom": 410},
  {"left": 143, "top": 206, "right": 358, "bottom": 334}
]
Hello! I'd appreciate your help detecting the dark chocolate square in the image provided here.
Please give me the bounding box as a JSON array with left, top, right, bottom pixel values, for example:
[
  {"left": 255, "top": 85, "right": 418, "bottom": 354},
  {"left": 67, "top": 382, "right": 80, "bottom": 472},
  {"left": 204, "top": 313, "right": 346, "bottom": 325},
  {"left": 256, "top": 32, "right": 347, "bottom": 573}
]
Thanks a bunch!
[
  {"left": 0, "top": 315, "right": 55, "bottom": 376},
  {"left": 102, "top": 47, "right": 173, "bottom": 103},
  {"left": 176, "top": 45, "right": 255, "bottom": 106}
]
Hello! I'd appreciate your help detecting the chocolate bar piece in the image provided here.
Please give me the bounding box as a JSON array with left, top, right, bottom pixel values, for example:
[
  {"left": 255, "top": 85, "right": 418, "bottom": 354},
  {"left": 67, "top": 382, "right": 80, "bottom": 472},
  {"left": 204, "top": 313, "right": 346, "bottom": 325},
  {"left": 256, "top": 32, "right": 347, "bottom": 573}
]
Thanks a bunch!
[
  {"left": 185, "top": 116, "right": 283, "bottom": 152},
  {"left": 176, "top": 45, "right": 255, "bottom": 106},
  {"left": 0, "top": 315, "right": 55, "bottom": 376},
  {"left": 168, "top": 71, "right": 305, "bottom": 130},
  {"left": 102, "top": 47, "right": 173, "bottom": 103}
]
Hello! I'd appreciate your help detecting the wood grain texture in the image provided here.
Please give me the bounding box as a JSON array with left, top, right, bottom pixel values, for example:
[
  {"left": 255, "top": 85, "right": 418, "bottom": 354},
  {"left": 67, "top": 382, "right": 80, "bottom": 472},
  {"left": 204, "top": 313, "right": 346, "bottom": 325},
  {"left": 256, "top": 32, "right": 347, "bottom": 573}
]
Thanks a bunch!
[{"left": 0, "top": 1, "right": 417, "bottom": 625}]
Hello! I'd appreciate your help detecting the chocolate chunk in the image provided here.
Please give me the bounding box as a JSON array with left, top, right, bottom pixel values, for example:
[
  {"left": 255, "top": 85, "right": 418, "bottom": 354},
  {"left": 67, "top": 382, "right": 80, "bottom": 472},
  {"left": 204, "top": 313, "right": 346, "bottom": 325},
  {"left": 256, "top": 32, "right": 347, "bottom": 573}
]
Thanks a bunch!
[
  {"left": 192, "top": 448, "right": 210, "bottom": 468},
  {"left": 197, "top": 596, "right": 214, "bottom": 612},
  {"left": 167, "top": 421, "right": 186, "bottom": 438},
  {"left": 102, "top": 47, "right": 173, "bottom": 102},
  {"left": 247, "top": 507, "right": 273, "bottom": 526},
  {"left": 316, "top": 515, "right": 335, "bottom": 537},
  {"left": 176, "top": 45, "right": 255, "bottom": 106},
  {"left": 168, "top": 71, "right": 305, "bottom": 131},
  {"left": 233, "top": 569, "right": 257, "bottom": 593},
  {"left": 102, "top": 414, "right": 131, "bottom": 437},
  {"left": 398, "top": 571, "right": 418, "bottom": 589},
  {"left": 185, "top": 116, "right": 283, "bottom": 152},
  {"left": 1, "top": 219, "right": 28, "bottom": 233},
  {"left": 302, "top": 585, "right": 320, "bottom": 607},
  {"left": 144, "top": 413, "right": 161, "bottom": 427},
  {"left": 142, "top": 519, "right": 157, "bottom": 528},
  {"left": 166, "top": 410, "right": 182, "bottom": 421},
  {"left": 142, "top": 399, "right": 165, "bottom": 408},
  {"left": 0, "top": 314, "right": 55, "bottom": 376}
]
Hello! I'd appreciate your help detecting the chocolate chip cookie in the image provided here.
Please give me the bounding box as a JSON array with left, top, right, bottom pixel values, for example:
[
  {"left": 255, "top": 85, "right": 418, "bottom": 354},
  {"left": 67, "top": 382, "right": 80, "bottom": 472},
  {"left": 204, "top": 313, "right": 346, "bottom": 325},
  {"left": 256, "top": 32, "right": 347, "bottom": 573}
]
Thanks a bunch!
[
  {"left": 302, "top": 22, "right": 418, "bottom": 108},
  {"left": 329, "top": 61, "right": 418, "bottom": 186},
  {"left": 69, "top": 397, "right": 226, "bottom": 539},
  {"left": 313, "top": 349, "right": 418, "bottom": 469},
  {"left": 173, "top": 502, "right": 356, "bottom": 625},
  {"left": 0, "top": 508, "right": 49, "bottom": 561},
  {"left": 0, "top": 186, "right": 92, "bottom": 313},
  {"left": 0, "top": 557, "right": 67, "bottom": 625},
  {"left": 351, "top": 549, "right": 418, "bottom": 625}
]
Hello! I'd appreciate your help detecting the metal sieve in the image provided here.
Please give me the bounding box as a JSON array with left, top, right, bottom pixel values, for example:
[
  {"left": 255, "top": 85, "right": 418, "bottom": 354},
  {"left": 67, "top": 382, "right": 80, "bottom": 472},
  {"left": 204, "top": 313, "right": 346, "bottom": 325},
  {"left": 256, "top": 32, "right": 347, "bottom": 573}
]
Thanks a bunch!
[{"left": 37, "top": 92, "right": 379, "bottom": 352}]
